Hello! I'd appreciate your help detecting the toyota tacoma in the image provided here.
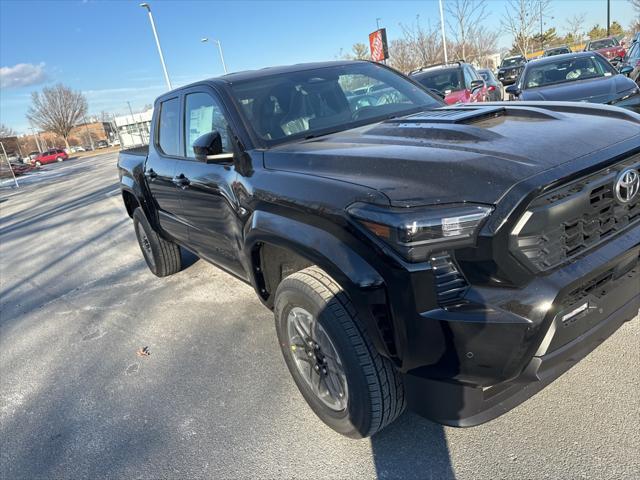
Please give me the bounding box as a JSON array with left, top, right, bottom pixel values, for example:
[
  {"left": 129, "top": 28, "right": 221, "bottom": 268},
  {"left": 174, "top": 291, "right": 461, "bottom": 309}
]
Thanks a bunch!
[{"left": 118, "top": 60, "right": 640, "bottom": 438}]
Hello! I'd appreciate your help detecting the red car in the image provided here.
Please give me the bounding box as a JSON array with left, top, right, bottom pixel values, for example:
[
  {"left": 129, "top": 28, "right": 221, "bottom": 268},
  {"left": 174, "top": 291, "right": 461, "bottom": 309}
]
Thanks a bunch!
[
  {"left": 32, "top": 148, "right": 68, "bottom": 167},
  {"left": 585, "top": 37, "right": 626, "bottom": 64},
  {"left": 410, "top": 61, "right": 488, "bottom": 104}
]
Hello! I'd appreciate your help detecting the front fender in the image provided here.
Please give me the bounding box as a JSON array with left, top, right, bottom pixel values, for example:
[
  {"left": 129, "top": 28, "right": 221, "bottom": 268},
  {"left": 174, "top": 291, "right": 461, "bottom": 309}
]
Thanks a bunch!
[
  {"left": 245, "top": 210, "right": 383, "bottom": 291},
  {"left": 244, "top": 210, "right": 396, "bottom": 360}
]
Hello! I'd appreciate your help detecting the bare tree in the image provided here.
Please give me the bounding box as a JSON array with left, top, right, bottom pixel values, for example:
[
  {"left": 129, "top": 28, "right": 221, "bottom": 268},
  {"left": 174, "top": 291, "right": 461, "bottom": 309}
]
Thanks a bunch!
[
  {"left": 501, "top": 0, "right": 550, "bottom": 56},
  {"left": 564, "top": 12, "right": 586, "bottom": 44},
  {"left": 26, "top": 84, "right": 88, "bottom": 150},
  {"left": 340, "top": 43, "right": 370, "bottom": 61},
  {"left": 466, "top": 26, "right": 500, "bottom": 66},
  {"left": 446, "top": 0, "right": 489, "bottom": 61},
  {"left": 388, "top": 39, "right": 418, "bottom": 73},
  {"left": 0, "top": 124, "right": 16, "bottom": 138},
  {"left": 631, "top": 0, "right": 640, "bottom": 31},
  {"left": 400, "top": 16, "right": 444, "bottom": 68}
]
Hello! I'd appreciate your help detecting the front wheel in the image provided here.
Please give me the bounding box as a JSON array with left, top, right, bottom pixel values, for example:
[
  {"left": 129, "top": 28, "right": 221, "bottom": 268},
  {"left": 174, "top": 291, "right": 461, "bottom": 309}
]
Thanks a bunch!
[
  {"left": 35, "top": 161, "right": 42, "bottom": 167},
  {"left": 56, "top": 156, "right": 64, "bottom": 162},
  {"left": 274, "top": 266, "right": 405, "bottom": 438}
]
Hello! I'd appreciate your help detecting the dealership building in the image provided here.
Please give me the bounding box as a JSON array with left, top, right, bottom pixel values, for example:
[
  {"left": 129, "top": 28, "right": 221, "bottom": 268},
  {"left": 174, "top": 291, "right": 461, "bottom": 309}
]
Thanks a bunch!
[{"left": 114, "top": 109, "right": 153, "bottom": 148}]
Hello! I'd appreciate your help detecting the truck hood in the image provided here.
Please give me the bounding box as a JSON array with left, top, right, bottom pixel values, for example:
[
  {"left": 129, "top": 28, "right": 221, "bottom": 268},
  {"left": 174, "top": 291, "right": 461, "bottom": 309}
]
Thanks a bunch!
[{"left": 263, "top": 103, "right": 640, "bottom": 207}]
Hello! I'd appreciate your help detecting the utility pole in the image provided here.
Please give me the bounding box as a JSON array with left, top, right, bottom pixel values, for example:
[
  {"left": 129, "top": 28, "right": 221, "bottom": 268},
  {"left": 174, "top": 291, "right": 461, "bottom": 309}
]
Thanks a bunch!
[
  {"left": 0, "top": 142, "right": 19, "bottom": 188},
  {"left": 607, "top": 0, "right": 610, "bottom": 36},
  {"left": 140, "top": 2, "right": 172, "bottom": 89},
  {"left": 540, "top": 1, "right": 544, "bottom": 50},
  {"left": 438, "top": 0, "right": 448, "bottom": 63}
]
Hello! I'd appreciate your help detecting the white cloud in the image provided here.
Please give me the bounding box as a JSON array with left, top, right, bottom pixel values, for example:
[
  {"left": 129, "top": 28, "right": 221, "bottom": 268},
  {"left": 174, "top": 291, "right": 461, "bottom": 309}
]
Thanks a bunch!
[{"left": 0, "top": 63, "right": 48, "bottom": 89}]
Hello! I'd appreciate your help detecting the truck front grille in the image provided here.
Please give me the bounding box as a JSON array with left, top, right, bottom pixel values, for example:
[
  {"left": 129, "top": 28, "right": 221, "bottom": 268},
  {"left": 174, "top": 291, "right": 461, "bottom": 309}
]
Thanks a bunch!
[{"left": 511, "top": 155, "right": 640, "bottom": 272}]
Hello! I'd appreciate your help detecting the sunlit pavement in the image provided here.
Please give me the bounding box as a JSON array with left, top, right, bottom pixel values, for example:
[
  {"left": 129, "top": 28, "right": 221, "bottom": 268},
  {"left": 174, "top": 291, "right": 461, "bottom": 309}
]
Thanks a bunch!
[{"left": 0, "top": 151, "right": 638, "bottom": 479}]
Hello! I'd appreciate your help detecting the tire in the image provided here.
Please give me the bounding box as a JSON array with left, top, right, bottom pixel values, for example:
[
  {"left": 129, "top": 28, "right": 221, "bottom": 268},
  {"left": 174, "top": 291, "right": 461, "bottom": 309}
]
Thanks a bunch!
[
  {"left": 132, "top": 207, "right": 181, "bottom": 277},
  {"left": 274, "top": 266, "right": 405, "bottom": 438},
  {"left": 56, "top": 156, "right": 63, "bottom": 162},
  {"left": 35, "top": 161, "right": 41, "bottom": 167}
]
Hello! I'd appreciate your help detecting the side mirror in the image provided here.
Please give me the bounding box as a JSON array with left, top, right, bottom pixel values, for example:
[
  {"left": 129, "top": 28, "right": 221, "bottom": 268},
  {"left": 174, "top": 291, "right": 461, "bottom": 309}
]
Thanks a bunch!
[
  {"left": 193, "top": 131, "right": 233, "bottom": 163},
  {"left": 505, "top": 85, "right": 520, "bottom": 97},
  {"left": 470, "top": 79, "right": 485, "bottom": 92},
  {"left": 619, "top": 65, "right": 634, "bottom": 76},
  {"left": 428, "top": 88, "right": 445, "bottom": 100}
]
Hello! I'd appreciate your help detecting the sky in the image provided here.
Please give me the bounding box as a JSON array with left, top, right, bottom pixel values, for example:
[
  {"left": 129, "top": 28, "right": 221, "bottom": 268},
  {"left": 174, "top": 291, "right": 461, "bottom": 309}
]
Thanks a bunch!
[{"left": 0, "top": 0, "right": 637, "bottom": 134}]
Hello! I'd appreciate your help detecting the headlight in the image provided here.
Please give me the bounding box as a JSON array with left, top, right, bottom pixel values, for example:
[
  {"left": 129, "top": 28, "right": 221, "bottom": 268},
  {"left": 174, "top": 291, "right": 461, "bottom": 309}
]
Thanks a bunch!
[{"left": 348, "top": 203, "right": 493, "bottom": 262}]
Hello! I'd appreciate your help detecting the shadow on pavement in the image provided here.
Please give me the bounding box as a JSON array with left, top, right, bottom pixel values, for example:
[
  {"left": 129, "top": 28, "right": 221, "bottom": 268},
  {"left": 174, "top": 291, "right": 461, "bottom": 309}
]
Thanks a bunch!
[
  {"left": 370, "top": 412, "right": 454, "bottom": 479},
  {"left": 180, "top": 247, "right": 200, "bottom": 270}
]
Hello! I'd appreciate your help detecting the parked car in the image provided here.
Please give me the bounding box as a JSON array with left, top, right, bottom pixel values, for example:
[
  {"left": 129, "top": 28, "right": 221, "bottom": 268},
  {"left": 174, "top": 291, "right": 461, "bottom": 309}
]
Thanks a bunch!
[
  {"left": 109, "top": 139, "right": 121, "bottom": 147},
  {"left": 410, "top": 61, "right": 487, "bottom": 104},
  {"left": 585, "top": 37, "right": 626, "bottom": 66},
  {"left": 497, "top": 55, "right": 527, "bottom": 85},
  {"left": 506, "top": 52, "right": 640, "bottom": 112},
  {"left": 543, "top": 45, "right": 572, "bottom": 57},
  {"left": 0, "top": 160, "right": 34, "bottom": 179},
  {"left": 32, "top": 148, "right": 68, "bottom": 167},
  {"left": 70, "top": 145, "right": 86, "bottom": 153},
  {"left": 477, "top": 68, "right": 503, "bottom": 101},
  {"left": 96, "top": 140, "right": 108, "bottom": 149},
  {"left": 118, "top": 60, "right": 640, "bottom": 438},
  {"left": 619, "top": 40, "right": 640, "bottom": 85},
  {"left": 633, "top": 32, "right": 640, "bottom": 44}
]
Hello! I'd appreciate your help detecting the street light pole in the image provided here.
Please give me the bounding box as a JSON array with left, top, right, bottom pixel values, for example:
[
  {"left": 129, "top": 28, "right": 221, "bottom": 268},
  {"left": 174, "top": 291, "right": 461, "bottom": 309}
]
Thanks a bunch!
[
  {"left": 140, "top": 2, "right": 172, "bottom": 89},
  {"left": 201, "top": 37, "right": 228, "bottom": 74},
  {"left": 607, "top": 0, "right": 610, "bottom": 36},
  {"left": 438, "top": 0, "right": 448, "bottom": 63}
]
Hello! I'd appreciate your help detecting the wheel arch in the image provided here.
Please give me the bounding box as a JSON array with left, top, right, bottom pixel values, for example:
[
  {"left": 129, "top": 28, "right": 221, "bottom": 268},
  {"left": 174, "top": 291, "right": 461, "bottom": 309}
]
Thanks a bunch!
[
  {"left": 244, "top": 210, "right": 398, "bottom": 361},
  {"left": 119, "top": 176, "right": 156, "bottom": 228}
]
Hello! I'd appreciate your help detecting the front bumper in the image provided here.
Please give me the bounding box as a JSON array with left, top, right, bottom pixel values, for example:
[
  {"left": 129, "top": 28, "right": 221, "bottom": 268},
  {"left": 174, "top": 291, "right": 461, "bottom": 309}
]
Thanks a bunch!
[
  {"left": 404, "top": 291, "right": 638, "bottom": 426},
  {"left": 498, "top": 72, "right": 518, "bottom": 85},
  {"left": 399, "top": 224, "right": 639, "bottom": 425}
]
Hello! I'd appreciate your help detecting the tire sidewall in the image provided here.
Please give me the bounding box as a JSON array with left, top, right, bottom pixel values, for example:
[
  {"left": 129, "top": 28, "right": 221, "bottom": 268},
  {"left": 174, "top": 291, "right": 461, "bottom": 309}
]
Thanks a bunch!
[
  {"left": 274, "top": 280, "right": 375, "bottom": 438},
  {"left": 133, "top": 208, "right": 161, "bottom": 276}
]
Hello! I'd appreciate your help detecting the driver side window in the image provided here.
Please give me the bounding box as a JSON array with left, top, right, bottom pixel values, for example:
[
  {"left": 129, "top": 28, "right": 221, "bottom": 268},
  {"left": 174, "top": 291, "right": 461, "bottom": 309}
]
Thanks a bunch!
[{"left": 184, "top": 92, "right": 231, "bottom": 158}]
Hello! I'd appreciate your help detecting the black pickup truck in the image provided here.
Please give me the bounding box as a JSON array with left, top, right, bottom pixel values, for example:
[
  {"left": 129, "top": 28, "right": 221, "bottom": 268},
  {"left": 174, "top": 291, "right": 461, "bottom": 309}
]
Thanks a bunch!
[{"left": 118, "top": 60, "right": 640, "bottom": 438}]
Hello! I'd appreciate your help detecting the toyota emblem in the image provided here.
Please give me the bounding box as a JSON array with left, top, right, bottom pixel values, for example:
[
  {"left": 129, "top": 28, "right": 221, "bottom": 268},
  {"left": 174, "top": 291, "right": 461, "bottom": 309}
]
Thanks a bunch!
[{"left": 614, "top": 168, "right": 640, "bottom": 204}]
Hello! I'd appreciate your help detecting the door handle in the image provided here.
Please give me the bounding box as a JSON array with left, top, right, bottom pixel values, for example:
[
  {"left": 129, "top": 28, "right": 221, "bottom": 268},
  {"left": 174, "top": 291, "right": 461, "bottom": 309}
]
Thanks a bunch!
[
  {"left": 144, "top": 169, "right": 157, "bottom": 180},
  {"left": 172, "top": 173, "right": 191, "bottom": 188}
]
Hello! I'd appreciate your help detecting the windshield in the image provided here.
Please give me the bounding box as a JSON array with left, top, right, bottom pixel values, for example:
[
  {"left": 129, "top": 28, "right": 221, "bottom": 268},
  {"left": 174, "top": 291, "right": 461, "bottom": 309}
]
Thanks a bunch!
[
  {"left": 588, "top": 38, "right": 617, "bottom": 50},
  {"left": 501, "top": 57, "right": 524, "bottom": 68},
  {"left": 230, "top": 63, "right": 441, "bottom": 146},
  {"left": 545, "top": 48, "right": 569, "bottom": 56},
  {"left": 523, "top": 55, "right": 615, "bottom": 89},
  {"left": 413, "top": 68, "right": 463, "bottom": 92}
]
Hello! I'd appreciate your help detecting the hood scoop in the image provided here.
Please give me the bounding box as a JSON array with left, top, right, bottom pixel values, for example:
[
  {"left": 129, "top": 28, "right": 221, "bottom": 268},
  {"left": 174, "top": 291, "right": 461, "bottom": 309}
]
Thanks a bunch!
[{"left": 365, "top": 106, "right": 564, "bottom": 143}]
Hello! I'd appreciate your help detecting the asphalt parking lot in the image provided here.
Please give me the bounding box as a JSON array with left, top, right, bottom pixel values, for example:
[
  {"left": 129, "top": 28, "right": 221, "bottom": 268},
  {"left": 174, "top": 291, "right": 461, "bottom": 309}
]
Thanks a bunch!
[{"left": 0, "top": 151, "right": 638, "bottom": 479}]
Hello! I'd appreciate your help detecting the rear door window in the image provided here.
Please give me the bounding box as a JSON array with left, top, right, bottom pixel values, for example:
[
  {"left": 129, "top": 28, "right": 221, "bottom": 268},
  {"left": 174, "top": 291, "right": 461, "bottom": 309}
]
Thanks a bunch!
[{"left": 157, "top": 97, "right": 180, "bottom": 156}]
